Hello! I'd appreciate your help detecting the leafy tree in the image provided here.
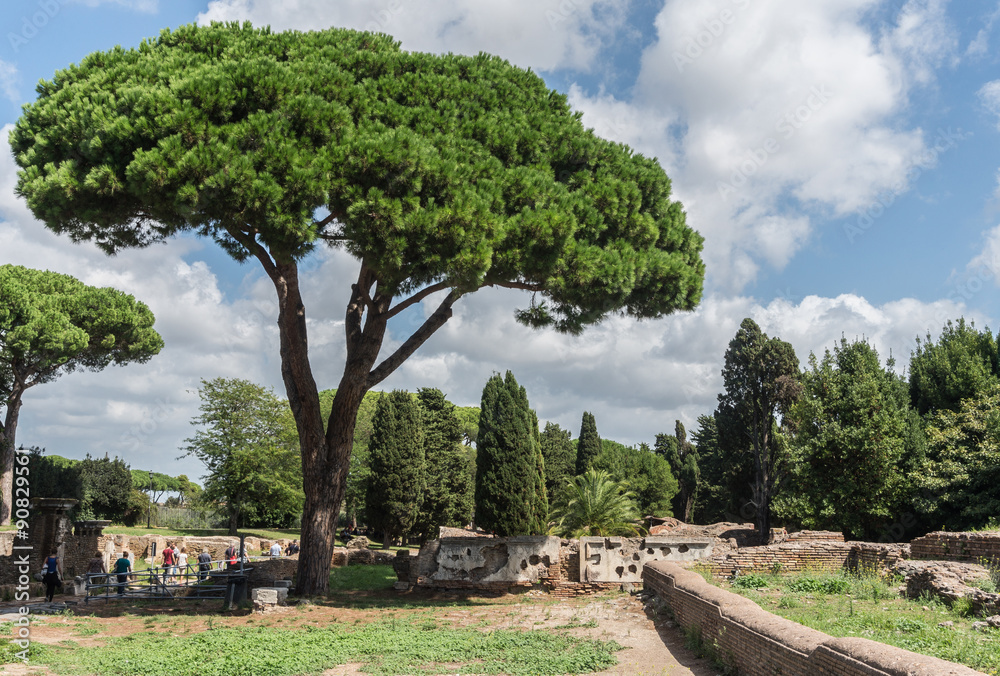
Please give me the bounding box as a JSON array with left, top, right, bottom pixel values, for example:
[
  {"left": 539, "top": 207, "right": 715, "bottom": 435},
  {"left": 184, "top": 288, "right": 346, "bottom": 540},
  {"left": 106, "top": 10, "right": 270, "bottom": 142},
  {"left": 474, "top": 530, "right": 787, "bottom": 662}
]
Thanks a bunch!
[
  {"left": 12, "top": 24, "right": 704, "bottom": 592},
  {"left": 366, "top": 390, "right": 425, "bottom": 546},
  {"left": 25, "top": 448, "right": 83, "bottom": 503},
  {"left": 690, "top": 414, "right": 751, "bottom": 524},
  {"left": 412, "top": 388, "right": 474, "bottom": 541},
  {"left": 182, "top": 378, "right": 304, "bottom": 534},
  {"left": 130, "top": 470, "right": 182, "bottom": 503},
  {"left": 78, "top": 454, "right": 135, "bottom": 523},
  {"left": 909, "top": 319, "right": 1000, "bottom": 416},
  {"left": 0, "top": 264, "right": 162, "bottom": 525},
  {"left": 540, "top": 421, "right": 575, "bottom": 500},
  {"left": 779, "top": 339, "right": 916, "bottom": 540},
  {"left": 454, "top": 406, "right": 481, "bottom": 446},
  {"left": 576, "top": 412, "right": 601, "bottom": 475},
  {"left": 917, "top": 387, "right": 1000, "bottom": 530},
  {"left": 592, "top": 441, "right": 678, "bottom": 517},
  {"left": 551, "top": 469, "right": 641, "bottom": 537},
  {"left": 475, "top": 372, "right": 547, "bottom": 535},
  {"left": 715, "top": 318, "right": 801, "bottom": 542},
  {"left": 656, "top": 421, "right": 699, "bottom": 522}
]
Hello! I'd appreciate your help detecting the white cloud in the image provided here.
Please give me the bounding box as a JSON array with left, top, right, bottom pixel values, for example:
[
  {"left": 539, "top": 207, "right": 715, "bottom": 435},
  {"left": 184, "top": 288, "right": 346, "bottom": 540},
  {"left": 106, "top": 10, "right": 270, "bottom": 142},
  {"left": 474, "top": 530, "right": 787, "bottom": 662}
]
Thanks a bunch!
[
  {"left": 68, "top": 0, "right": 158, "bottom": 12},
  {"left": 979, "top": 80, "right": 1000, "bottom": 129},
  {"left": 0, "top": 61, "right": 16, "bottom": 103},
  {"left": 965, "top": 1, "right": 1000, "bottom": 57},
  {"left": 198, "top": 0, "right": 627, "bottom": 73}
]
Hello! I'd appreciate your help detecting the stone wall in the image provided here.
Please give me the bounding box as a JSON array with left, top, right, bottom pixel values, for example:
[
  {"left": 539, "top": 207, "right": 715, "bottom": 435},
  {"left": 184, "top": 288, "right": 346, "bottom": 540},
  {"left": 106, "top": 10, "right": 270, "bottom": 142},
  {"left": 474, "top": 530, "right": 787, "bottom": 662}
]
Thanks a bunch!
[
  {"left": 846, "top": 542, "right": 910, "bottom": 573},
  {"left": 579, "top": 536, "right": 713, "bottom": 583},
  {"left": 642, "top": 561, "right": 986, "bottom": 676},
  {"left": 910, "top": 532, "right": 1000, "bottom": 566},
  {"left": 413, "top": 536, "right": 561, "bottom": 590}
]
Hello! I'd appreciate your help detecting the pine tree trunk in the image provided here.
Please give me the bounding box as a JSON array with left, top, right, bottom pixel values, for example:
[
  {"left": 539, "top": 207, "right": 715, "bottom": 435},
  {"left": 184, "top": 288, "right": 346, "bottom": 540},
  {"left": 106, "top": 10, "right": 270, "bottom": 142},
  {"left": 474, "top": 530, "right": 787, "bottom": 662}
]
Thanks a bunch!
[{"left": 0, "top": 390, "right": 23, "bottom": 526}]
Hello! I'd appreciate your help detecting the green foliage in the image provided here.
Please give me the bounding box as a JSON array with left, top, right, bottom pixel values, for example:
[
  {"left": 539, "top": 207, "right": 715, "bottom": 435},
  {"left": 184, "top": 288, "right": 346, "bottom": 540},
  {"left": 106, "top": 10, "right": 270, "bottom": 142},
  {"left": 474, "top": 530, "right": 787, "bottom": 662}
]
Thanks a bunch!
[
  {"left": 656, "top": 421, "right": 700, "bottom": 522},
  {"left": 474, "top": 371, "right": 547, "bottom": 535},
  {"left": 33, "top": 621, "right": 622, "bottom": 676},
  {"left": 550, "top": 469, "right": 641, "bottom": 537},
  {"left": 691, "top": 414, "right": 745, "bottom": 524},
  {"left": 591, "top": 441, "right": 678, "bottom": 517},
  {"left": 412, "top": 388, "right": 474, "bottom": 540},
  {"left": 24, "top": 448, "right": 146, "bottom": 525},
  {"left": 917, "top": 387, "right": 1000, "bottom": 530},
  {"left": 785, "top": 576, "right": 850, "bottom": 594},
  {"left": 366, "top": 390, "right": 425, "bottom": 543},
  {"left": 715, "top": 318, "right": 801, "bottom": 538},
  {"left": 78, "top": 454, "right": 135, "bottom": 522},
  {"left": 182, "top": 378, "right": 304, "bottom": 533},
  {"left": 540, "top": 421, "right": 576, "bottom": 500},
  {"left": 909, "top": 319, "right": 1000, "bottom": 416},
  {"left": 0, "top": 264, "right": 162, "bottom": 523},
  {"left": 454, "top": 406, "right": 481, "bottom": 447},
  {"left": 731, "top": 573, "right": 769, "bottom": 589},
  {"left": 575, "top": 411, "right": 601, "bottom": 475},
  {"left": 779, "top": 339, "right": 916, "bottom": 540}
]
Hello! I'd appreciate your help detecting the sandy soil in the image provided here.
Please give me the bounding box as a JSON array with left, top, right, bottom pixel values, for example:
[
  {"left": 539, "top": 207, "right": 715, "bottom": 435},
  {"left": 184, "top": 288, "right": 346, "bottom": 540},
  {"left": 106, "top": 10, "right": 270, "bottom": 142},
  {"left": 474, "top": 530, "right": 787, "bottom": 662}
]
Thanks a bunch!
[{"left": 1, "top": 589, "right": 722, "bottom": 676}]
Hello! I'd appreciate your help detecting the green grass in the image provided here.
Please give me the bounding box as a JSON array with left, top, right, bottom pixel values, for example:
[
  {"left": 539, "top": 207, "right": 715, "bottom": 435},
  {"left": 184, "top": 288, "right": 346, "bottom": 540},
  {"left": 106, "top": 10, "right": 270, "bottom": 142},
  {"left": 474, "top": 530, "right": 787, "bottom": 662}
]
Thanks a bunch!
[
  {"left": 328, "top": 564, "right": 397, "bottom": 592},
  {"left": 30, "top": 620, "right": 622, "bottom": 675},
  {"left": 720, "top": 568, "right": 1000, "bottom": 675}
]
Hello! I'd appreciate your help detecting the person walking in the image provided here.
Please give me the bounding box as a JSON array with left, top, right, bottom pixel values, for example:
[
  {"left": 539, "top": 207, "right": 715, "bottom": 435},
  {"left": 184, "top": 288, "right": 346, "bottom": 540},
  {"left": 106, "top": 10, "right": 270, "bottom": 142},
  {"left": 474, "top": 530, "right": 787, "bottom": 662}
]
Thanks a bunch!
[
  {"left": 269, "top": 541, "right": 282, "bottom": 558},
  {"left": 86, "top": 551, "right": 107, "bottom": 596},
  {"left": 197, "top": 548, "right": 212, "bottom": 582},
  {"left": 177, "top": 547, "right": 190, "bottom": 583},
  {"left": 42, "top": 548, "right": 62, "bottom": 603},
  {"left": 113, "top": 551, "right": 132, "bottom": 595}
]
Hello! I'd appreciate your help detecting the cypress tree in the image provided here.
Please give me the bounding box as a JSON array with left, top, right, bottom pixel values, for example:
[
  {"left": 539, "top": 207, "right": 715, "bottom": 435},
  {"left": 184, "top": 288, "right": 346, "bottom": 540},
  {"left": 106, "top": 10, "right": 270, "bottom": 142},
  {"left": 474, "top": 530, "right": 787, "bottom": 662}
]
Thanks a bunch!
[
  {"left": 576, "top": 411, "right": 601, "bottom": 475},
  {"left": 414, "top": 388, "right": 475, "bottom": 541},
  {"left": 365, "top": 390, "right": 425, "bottom": 546},
  {"left": 540, "top": 422, "right": 576, "bottom": 498},
  {"left": 474, "top": 371, "right": 546, "bottom": 535}
]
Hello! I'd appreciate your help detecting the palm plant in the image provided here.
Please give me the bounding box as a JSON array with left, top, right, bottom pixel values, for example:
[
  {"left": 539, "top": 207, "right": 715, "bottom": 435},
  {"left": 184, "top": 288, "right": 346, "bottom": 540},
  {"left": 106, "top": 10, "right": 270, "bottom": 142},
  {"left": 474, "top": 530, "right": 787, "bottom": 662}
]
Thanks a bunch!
[{"left": 550, "top": 469, "right": 642, "bottom": 537}]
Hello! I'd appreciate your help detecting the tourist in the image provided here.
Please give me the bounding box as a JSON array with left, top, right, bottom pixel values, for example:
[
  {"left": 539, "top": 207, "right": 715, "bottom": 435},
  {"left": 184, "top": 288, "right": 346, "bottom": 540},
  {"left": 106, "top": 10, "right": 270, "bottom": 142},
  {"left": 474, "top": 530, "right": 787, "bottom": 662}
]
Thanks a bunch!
[
  {"left": 224, "top": 542, "right": 237, "bottom": 568},
  {"left": 177, "top": 547, "right": 190, "bottom": 583},
  {"left": 113, "top": 551, "right": 132, "bottom": 595},
  {"left": 42, "top": 548, "right": 62, "bottom": 603},
  {"left": 285, "top": 540, "right": 299, "bottom": 556},
  {"left": 269, "top": 541, "right": 282, "bottom": 558},
  {"left": 86, "top": 551, "right": 106, "bottom": 596},
  {"left": 162, "top": 542, "right": 177, "bottom": 581},
  {"left": 197, "top": 548, "right": 212, "bottom": 581}
]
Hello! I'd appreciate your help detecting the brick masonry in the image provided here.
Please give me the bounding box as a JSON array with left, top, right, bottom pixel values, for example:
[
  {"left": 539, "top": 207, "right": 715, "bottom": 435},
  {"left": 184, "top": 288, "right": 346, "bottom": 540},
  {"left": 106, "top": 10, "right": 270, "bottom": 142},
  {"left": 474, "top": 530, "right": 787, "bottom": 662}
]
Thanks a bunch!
[
  {"left": 642, "top": 561, "right": 986, "bottom": 676},
  {"left": 910, "top": 532, "right": 1000, "bottom": 567}
]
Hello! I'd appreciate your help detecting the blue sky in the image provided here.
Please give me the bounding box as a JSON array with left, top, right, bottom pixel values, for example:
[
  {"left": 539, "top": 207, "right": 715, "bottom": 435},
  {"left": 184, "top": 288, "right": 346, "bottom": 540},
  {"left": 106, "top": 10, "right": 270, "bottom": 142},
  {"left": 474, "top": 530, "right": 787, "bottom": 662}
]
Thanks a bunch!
[{"left": 2, "top": 0, "right": 1000, "bottom": 479}]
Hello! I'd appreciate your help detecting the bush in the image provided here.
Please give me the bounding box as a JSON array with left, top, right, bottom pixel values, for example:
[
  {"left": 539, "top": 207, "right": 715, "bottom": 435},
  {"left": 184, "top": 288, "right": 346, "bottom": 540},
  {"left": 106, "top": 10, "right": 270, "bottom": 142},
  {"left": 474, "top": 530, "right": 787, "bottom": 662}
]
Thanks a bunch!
[
  {"left": 731, "top": 573, "right": 769, "bottom": 589},
  {"left": 786, "top": 576, "right": 850, "bottom": 594}
]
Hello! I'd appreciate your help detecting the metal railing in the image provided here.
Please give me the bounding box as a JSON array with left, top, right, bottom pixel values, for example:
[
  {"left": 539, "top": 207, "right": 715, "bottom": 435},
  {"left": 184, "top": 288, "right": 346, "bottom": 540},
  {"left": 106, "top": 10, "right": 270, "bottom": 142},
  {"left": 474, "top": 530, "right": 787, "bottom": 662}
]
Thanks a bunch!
[{"left": 84, "top": 559, "right": 251, "bottom": 603}]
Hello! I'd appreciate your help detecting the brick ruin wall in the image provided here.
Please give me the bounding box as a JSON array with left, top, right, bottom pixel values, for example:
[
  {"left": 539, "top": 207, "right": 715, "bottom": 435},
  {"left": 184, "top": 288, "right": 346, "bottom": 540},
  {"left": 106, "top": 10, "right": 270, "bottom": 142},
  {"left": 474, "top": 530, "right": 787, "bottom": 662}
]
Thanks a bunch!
[
  {"left": 642, "top": 561, "right": 986, "bottom": 676},
  {"left": 910, "top": 531, "right": 1000, "bottom": 567}
]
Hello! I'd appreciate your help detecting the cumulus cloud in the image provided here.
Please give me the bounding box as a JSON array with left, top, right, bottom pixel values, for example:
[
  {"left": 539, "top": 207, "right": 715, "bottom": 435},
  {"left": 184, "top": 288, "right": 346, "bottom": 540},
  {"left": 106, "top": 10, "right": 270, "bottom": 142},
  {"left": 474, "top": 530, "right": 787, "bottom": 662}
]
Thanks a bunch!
[
  {"left": 0, "top": 61, "right": 16, "bottom": 103},
  {"left": 198, "top": 0, "right": 627, "bottom": 73},
  {"left": 965, "top": 1, "right": 1000, "bottom": 58}
]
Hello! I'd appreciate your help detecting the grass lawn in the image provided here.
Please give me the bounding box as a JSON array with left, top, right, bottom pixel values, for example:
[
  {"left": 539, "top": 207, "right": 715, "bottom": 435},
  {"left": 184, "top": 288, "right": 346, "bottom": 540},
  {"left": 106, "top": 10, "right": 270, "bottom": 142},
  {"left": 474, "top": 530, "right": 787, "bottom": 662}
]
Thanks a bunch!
[
  {"left": 2, "top": 565, "right": 624, "bottom": 675},
  {"left": 713, "top": 568, "right": 1000, "bottom": 675}
]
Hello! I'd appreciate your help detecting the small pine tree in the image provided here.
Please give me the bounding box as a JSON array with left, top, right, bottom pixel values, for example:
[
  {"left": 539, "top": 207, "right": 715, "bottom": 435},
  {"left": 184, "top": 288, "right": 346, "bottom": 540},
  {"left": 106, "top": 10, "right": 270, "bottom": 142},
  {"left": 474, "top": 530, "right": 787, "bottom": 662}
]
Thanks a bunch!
[
  {"left": 576, "top": 411, "right": 601, "bottom": 475},
  {"left": 365, "top": 390, "right": 425, "bottom": 546},
  {"left": 474, "top": 371, "right": 546, "bottom": 535}
]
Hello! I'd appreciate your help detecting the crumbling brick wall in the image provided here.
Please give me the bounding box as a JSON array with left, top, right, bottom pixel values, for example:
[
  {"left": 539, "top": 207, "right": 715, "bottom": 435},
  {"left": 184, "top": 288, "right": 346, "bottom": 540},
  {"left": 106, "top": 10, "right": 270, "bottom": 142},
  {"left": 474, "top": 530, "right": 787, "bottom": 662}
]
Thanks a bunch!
[{"left": 643, "top": 561, "right": 986, "bottom": 676}]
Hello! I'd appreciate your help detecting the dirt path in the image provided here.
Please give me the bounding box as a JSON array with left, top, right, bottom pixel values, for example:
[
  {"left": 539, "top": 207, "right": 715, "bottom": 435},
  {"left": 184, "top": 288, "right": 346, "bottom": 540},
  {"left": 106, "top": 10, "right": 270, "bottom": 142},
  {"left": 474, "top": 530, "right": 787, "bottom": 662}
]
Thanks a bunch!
[{"left": 1, "top": 590, "right": 721, "bottom": 675}]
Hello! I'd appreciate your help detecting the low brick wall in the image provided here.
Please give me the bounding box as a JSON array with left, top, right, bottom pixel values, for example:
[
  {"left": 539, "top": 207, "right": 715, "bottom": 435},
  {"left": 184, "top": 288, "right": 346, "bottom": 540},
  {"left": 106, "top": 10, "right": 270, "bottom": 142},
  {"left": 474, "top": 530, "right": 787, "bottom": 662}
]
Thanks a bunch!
[
  {"left": 847, "top": 542, "right": 910, "bottom": 573},
  {"left": 642, "top": 561, "right": 985, "bottom": 676},
  {"left": 910, "top": 532, "right": 1000, "bottom": 566},
  {"left": 696, "top": 540, "right": 854, "bottom": 578}
]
